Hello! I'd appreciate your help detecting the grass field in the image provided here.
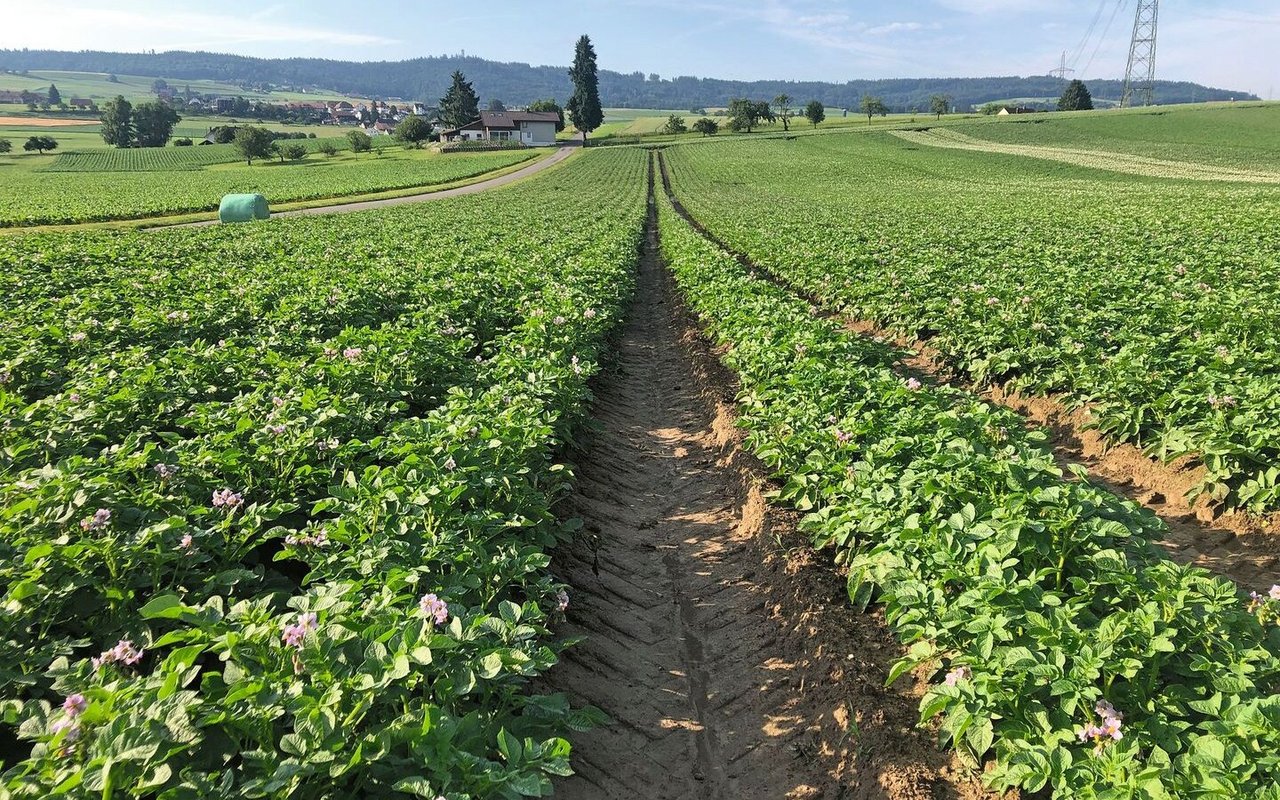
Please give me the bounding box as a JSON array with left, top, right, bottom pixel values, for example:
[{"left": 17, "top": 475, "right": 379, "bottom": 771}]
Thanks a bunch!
[
  {"left": 952, "top": 101, "right": 1280, "bottom": 172},
  {"left": 0, "top": 69, "right": 361, "bottom": 106}
]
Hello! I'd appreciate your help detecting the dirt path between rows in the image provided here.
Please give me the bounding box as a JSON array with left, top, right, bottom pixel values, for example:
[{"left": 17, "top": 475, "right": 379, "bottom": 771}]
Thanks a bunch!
[
  {"left": 546, "top": 168, "right": 993, "bottom": 799},
  {"left": 655, "top": 152, "right": 1280, "bottom": 592}
]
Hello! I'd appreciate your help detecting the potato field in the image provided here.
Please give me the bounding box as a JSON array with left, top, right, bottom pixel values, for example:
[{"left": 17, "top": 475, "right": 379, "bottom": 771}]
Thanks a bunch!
[{"left": 2, "top": 103, "right": 1280, "bottom": 799}]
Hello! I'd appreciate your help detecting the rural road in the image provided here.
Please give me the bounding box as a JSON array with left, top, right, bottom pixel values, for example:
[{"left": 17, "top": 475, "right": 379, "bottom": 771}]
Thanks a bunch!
[{"left": 159, "top": 144, "right": 578, "bottom": 229}]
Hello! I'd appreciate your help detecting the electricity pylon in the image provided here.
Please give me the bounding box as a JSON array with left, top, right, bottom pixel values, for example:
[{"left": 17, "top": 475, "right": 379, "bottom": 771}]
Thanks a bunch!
[
  {"left": 1121, "top": 0, "right": 1159, "bottom": 107},
  {"left": 1050, "top": 51, "right": 1074, "bottom": 81}
]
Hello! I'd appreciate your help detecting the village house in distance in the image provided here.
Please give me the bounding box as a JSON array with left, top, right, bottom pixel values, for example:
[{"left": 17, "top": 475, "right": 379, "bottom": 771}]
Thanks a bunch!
[{"left": 441, "top": 110, "right": 561, "bottom": 146}]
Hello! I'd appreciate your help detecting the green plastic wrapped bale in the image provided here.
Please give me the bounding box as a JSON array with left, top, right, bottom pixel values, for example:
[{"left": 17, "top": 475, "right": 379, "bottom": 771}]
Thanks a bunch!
[{"left": 218, "top": 194, "right": 270, "bottom": 224}]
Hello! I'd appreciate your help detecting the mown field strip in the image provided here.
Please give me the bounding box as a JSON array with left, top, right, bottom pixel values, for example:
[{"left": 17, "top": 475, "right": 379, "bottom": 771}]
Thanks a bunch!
[
  {"left": 892, "top": 128, "right": 1280, "bottom": 183},
  {"left": 656, "top": 150, "right": 1280, "bottom": 796}
]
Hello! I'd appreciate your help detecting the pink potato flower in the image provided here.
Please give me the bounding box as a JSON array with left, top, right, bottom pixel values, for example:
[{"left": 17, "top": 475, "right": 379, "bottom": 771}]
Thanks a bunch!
[
  {"left": 62, "top": 694, "right": 87, "bottom": 717},
  {"left": 92, "top": 640, "right": 144, "bottom": 669},
  {"left": 281, "top": 612, "right": 318, "bottom": 650},
  {"left": 80, "top": 508, "right": 111, "bottom": 531},
  {"left": 420, "top": 593, "right": 449, "bottom": 625},
  {"left": 211, "top": 489, "right": 243, "bottom": 510}
]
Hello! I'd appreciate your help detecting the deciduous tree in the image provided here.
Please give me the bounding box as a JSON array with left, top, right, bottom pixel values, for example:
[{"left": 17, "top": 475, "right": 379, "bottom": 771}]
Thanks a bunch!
[
  {"left": 727, "top": 98, "right": 773, "bottom": 133},
  {"left": 930, "top": 94, "right": 951, "bottom": 119},
  {"left": 133, "top": 100, "right": 181, "bottom": 147},
  {"left": 566, "top": 35, "right": 603, "bottom": 144},
  {"left": 528, "top": 98, "right": 566, "bottom": 131},
  {"left": 0, "top": 138, "right": 10, "bottom": 153},
  {"left": 23, "top": 135, "right": 57, "bottom": 154},
  {"left": 860, "top": 95, "right": 889, "bottom": 123},
  {"left": 233, "top": 126, "right": 274, "bottom": 165},
  {"left": 773, "top": 94, "right": 794, "bottom": 131},
  {"left": 804, "top": 100, "right": 825, "bottom": 128},
  {"left": 99, "top": 95, "right": 134, "bottom": 148},
  {"left": 692, "top": 117, "right": 719, "bottom": 137},
  {"left": 394, "top": 115, "right": 432, "bottom": 148},
  {"left": 346, "top": 129, "right": 372, "bottom": 153},
  {"left": 662, "top": 114, "right": 687, "bottom": 135},
  {"left": 317, "top": 140, "right": 338, "bottom": 157}
]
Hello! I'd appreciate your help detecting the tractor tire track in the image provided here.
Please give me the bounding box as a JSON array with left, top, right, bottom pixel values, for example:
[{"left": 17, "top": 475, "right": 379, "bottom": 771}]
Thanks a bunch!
[{"left": 546, "top": 159, "right": 993, "bottom": 800}]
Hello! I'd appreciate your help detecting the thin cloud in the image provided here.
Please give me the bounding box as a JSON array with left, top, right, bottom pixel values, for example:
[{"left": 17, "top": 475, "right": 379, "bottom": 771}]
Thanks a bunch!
[{"left": 0, "top": 4, "right": 399, "bottom": 52}]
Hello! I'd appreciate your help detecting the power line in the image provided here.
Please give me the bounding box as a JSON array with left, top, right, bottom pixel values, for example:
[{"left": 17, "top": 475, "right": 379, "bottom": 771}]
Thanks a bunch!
[
  {"left": 1069, "top": 0, "right": 1111, "bottom": 72},
  {"left": 1080, "top": 0, "right": 1129, "bottom": 80}
]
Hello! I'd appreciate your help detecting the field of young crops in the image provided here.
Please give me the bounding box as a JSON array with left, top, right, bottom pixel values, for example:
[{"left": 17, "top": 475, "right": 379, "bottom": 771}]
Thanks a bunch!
[
  {"left": 664, "top": 134, "right": 1280, "bottom": 513},
  {"left": 38, "top": 144, "right": 247, "bottom": 172},
  {"left": 655, "top": 157, "right": 1280, "bottom": 796},
  {"left": 0, "top": 149, "right": 538, "bottom": 226},
  {"left": 953, "top": 103, "right": 1280, "bottom": 174},
  {"left": 40, "top": 138, "right": 354, "bottom": 174},
  {"left": 0, "top": 148, "right": 648, "bottom": 797}
]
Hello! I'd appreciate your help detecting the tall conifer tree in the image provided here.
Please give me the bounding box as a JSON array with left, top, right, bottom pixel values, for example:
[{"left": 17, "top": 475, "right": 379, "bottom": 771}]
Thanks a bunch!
[{"left": 566, "top": 35, "right": 603, "bottom": 145}]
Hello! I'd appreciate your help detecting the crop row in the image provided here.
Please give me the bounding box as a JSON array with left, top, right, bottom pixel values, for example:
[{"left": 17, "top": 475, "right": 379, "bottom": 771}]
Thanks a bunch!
[
  {"left": 655, "top": 164, "right": 1280, "bottom": 797},
  {"left": 1, "top": 149, "right": 538, "bottom": 227},
  {"left": 40, "top": 139, "right": 357, "bottom": 174},
  {"left": 39, "top": 144, "right": 246, "bottom": 173},
  {"left": 0, "top": 148, "right": 648, "bottom": 797},
  {"left": 664, "top": 136, "right": 1280, "bottom": 513}
]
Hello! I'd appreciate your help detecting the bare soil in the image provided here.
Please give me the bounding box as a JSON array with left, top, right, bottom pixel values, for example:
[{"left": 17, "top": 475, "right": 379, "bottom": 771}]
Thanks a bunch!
[
  {"left": 986, "top": 387, "right": 1280, "bottom": 590},
  {"left": 0, "top": 116, "right": 98, "bottom": 127},
  {"left": 546, "top": 179, "right": 995, "bottom": 799}
]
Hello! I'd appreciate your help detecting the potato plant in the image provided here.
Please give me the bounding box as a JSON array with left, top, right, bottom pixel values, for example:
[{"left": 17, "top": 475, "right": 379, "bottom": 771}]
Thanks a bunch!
[
  {"left": 656, "top": 183, "right": 1280, "bottom": 797},
  {"left": 665, "top": 136, "right": 1280, "bottom": 513},
  {"left": 0, "top": 149, "right": 648, "bottom": 798}
]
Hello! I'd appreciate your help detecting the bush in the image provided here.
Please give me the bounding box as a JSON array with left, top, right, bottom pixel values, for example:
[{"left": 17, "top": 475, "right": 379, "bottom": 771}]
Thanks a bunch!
[{"left": 173, "top": 138, "right": 193, "bottom": 147}]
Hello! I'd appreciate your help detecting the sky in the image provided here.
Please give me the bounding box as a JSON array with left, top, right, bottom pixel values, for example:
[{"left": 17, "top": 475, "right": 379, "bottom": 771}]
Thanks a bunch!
[{"left": 1, "top": 0, "right": 1276, "bottom": 97}]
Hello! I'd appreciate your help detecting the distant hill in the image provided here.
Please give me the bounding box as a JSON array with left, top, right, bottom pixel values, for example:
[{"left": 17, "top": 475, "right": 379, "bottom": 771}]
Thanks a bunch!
[{"left": 0, "top": 49, "right": 1257, "bottom": 111}]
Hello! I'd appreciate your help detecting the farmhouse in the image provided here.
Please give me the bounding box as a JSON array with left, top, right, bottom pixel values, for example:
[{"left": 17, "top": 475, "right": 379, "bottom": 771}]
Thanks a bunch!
[
  {"left": 441, "top": 110, "right": 560, "bottom": 147},
  {"left": 68, "top": 98, "right": 93, "bottom": 109}
]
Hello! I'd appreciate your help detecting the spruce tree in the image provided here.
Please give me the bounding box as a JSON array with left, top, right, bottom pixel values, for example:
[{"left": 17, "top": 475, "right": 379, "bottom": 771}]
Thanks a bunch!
[
  {"left": 1058, "top": 80, "right": 1094, "bottom": 111},
  {"left": 439, "top": 71, "right": 480, "bottom": 129},
  {"left": 47, "top": 83, "right": 60, "bottom": 105},
  {"left": 566, "top": 35, "right": 603, "bottom": 144}
]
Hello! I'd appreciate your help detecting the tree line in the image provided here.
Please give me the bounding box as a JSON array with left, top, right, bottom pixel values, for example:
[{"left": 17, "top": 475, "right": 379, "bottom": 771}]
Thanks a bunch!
[{"left": 0, "top": 50, "right": 1254, "bottom": 110}]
